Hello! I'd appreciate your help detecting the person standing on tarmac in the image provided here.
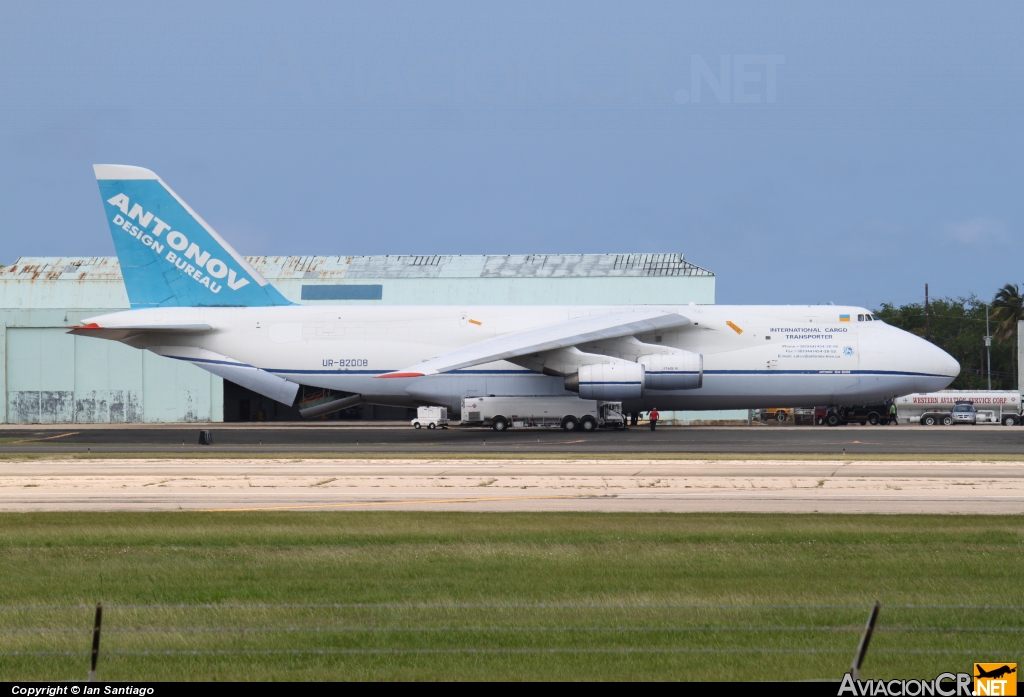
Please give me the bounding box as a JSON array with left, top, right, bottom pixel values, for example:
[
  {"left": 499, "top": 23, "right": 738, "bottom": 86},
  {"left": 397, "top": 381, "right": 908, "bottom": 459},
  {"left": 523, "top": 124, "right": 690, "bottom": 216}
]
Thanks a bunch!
[
  {"left": 888, "top": 401, "right": 899, "bottom": 425},
  {"left": 649, "top": 408, "right": 660, "bottom": 431}
]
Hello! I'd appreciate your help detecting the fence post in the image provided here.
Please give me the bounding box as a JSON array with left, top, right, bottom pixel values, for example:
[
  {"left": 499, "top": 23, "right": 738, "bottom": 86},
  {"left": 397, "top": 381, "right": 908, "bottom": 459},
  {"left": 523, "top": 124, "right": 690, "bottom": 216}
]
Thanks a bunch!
[
  {"left": 851, "top": 600, "right": 881, "bottom": 681},
  {"left": 88, "top": 601, "right": 103, "bottom": 682}
]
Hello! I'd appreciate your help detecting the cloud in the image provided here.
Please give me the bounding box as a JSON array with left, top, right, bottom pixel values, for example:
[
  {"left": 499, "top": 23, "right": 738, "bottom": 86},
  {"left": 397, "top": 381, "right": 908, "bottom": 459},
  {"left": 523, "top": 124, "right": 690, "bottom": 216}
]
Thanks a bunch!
[{"left": 944, "top": 217, "right": 1008, "bottom": 243}]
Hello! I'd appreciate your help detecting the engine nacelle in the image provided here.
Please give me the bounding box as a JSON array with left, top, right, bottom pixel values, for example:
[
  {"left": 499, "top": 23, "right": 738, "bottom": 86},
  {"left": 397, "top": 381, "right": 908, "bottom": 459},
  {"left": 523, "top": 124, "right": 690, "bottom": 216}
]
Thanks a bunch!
[
  {"left": 639, "top": 352, "right": 703, "bottom": 390},
  {"left": 565, "top": 362, "right": 645, "bottom": 400}
]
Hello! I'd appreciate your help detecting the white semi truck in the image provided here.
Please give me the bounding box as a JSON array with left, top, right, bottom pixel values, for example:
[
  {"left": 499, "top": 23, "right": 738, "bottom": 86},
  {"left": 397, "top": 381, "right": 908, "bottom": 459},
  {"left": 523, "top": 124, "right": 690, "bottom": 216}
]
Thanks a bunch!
[
  {"left": 894, "top": 390, "right": 1022, "bottom": 426},
  {"left": 460, "top": 396, "right": 626, "bottom": 432}
]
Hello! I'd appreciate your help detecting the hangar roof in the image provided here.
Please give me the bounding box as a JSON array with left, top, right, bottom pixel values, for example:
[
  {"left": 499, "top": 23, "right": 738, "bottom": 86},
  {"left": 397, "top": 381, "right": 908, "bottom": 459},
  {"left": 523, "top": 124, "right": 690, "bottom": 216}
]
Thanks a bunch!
[
  {"left": 0, "top": 257, "right": 122, "bottom": 281},
  {"left": 0, "top": 253, "right": 713, "bottom": 281}
]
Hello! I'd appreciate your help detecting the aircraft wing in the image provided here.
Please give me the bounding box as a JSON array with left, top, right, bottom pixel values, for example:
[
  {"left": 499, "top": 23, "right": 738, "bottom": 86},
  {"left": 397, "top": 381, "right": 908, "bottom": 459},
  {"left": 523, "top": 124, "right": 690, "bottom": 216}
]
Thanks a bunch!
[{"left": 378, "top": 308, "right": 690, "bottom": 377}]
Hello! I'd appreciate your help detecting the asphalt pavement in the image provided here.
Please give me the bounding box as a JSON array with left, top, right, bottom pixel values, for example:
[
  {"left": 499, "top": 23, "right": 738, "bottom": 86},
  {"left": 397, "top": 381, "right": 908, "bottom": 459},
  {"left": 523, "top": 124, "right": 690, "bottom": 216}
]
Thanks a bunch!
[{"left": 1, "top": 423, "right": 1023, "bottom": 455}]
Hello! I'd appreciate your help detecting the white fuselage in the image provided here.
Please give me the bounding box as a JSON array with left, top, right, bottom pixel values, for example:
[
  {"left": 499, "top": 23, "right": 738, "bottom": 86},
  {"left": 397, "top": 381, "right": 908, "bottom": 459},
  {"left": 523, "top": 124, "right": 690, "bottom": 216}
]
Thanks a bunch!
[{"left": 85, "top": 304, "right": 960, "bottom": 415}]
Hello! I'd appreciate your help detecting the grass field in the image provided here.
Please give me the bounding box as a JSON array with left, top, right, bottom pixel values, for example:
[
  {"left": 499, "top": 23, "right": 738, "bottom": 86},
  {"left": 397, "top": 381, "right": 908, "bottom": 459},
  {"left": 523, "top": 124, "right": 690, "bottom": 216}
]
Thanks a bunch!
[{"left": 1, "top": 512, "right": 1021, "bottom": 681}]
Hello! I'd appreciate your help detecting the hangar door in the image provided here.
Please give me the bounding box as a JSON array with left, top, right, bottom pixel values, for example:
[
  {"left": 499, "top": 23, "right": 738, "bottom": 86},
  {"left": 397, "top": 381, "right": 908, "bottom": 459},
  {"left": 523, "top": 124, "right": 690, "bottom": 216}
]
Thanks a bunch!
[{"left": 5, "top": 328, "right": 220, "bottom": 423}]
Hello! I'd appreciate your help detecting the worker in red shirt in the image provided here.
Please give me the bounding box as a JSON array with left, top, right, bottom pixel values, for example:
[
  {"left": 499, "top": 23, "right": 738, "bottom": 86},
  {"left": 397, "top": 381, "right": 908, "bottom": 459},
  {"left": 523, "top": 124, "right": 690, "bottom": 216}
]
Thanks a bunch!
[{"left": 649, "top": 408, "right": 660, "bottom": 431}]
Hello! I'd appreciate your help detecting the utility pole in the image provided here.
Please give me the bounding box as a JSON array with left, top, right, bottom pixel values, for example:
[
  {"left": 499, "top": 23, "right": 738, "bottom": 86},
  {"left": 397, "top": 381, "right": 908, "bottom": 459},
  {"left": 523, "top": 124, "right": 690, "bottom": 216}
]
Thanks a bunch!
[
  {"left": 985, "top": 304, "right": 993, "bottom": 391},
  {"left": 925, "top": 284, "right": 930, "bottom": 342}
]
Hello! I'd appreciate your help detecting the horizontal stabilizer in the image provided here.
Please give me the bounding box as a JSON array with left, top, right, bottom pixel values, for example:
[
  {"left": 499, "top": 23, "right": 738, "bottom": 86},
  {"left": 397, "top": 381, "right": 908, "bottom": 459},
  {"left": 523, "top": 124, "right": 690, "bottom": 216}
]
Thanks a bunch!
[{"left": 69, "top": 322, "right": 213, "bottom": 340}]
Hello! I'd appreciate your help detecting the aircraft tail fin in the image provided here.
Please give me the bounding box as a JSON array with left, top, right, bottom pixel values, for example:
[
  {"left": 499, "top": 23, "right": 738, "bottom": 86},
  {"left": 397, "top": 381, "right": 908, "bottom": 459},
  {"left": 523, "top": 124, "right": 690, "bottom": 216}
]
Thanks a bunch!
[{"left": 93, "top": 164, "right": 292, "bottom": 308}]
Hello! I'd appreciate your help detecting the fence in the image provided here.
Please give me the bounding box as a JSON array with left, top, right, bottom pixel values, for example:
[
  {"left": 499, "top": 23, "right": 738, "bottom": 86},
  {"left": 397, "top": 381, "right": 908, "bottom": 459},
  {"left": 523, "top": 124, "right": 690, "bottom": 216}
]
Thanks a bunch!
[{"left": 2, "top": 603, "right": 1020, "bottom": 679}]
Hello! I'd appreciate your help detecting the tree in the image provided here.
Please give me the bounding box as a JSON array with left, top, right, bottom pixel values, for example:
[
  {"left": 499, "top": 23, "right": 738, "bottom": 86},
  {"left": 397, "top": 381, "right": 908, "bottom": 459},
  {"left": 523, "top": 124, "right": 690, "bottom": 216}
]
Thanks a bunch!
[
  {"left": 991, "top": 283, "right": 1023, "bottom": 389},
  {"left": 875, "top": 294, "right": 1017, "bottom": 391},
  {"left": 991, "top": 283, "right": 1024, "bottom": 343}
]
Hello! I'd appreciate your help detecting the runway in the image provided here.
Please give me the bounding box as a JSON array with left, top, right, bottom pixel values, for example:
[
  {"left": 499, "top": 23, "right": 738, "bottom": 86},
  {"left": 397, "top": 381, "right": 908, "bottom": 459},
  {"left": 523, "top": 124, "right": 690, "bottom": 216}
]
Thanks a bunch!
[
  {"left": 4, "top": 458, "right": 1023, "bottom": 514},
  {"left": 2, "top": 423, "right": 1024, "bottom": 455}
]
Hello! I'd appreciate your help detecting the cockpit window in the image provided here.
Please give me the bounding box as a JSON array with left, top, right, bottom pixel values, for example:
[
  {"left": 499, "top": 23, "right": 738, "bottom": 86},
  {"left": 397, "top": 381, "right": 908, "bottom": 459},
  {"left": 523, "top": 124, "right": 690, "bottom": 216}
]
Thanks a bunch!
[{"left": 857, "top": 314, "right": 865, "bottom": 321}]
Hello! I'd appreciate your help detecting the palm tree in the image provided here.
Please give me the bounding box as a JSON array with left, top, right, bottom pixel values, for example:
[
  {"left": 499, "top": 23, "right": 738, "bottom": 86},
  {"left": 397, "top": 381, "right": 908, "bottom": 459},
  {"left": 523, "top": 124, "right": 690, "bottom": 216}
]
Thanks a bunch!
[
  {"left": 992, "top": 283, "right": 1024, "bottom": 389},
  {"left": 991, "top": 283, "right": 1024, "bottom": 342}
]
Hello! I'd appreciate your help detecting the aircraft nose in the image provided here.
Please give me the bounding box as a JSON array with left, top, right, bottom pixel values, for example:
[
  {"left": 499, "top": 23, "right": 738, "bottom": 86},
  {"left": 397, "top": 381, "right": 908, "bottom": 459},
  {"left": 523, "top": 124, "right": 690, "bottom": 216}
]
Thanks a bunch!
[
  {"left": 916, "top": 337, "right": 959, "bottom": 391},
  {"left": 938, "top": 347, "right": 960, "bottom": 380},
  {"left": 865, "top": 325, "right": 959, "bottom": 396}
]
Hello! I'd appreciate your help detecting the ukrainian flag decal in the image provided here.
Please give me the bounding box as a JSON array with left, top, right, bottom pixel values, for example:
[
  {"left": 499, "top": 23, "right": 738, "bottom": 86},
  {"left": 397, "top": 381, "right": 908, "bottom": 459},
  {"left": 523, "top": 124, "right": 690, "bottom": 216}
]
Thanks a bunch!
[{"left": 839, "top": 314, "right": 851, "bottom": 322}]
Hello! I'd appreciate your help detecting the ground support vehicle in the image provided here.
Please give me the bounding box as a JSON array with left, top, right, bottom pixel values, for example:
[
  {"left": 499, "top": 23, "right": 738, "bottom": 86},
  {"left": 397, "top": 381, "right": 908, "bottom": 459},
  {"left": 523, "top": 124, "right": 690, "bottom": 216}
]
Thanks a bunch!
[
  {"left": 949, "top": 401, "right": 977, "bottom": 425},
  {"left": 917, "top": 411, "right": 952, "bottom": 426},
  {"left": 919, "top": 401, "right": 980, "bottom": 426},
  {"left": 460, "top": 396, "right": 625, "bottom": 432},
  {"left": 760, "top": 408, "right": 815, "bottom": 424},
  {"left": 823, "top": 402, "right": 891, "bottom": 427},
  {"left": 791, "top": 407, "right": 815, "bottom": 424},
  {"left": 411, "top": 406, "right": 450, "bottom": 429},
  {"left": 895, "top": 390, "right": 1022, "bottom": 426},
  {"left": 760, "top": 408, "right": 792, "bottom": 423}
]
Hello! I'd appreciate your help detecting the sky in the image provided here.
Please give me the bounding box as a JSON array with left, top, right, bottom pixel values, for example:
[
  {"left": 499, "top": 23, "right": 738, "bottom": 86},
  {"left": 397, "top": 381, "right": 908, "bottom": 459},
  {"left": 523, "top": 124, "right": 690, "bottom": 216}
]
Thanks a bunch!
[{"left": 1, "top": 1, "right": 1022, "bottom": 307}]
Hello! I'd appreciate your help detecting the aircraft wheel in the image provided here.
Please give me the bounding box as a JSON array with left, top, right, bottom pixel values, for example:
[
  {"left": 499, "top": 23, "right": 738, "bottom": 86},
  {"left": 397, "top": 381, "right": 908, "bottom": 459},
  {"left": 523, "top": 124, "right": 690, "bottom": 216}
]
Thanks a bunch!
[{"left": 492, "top": 417, "right": 508, "bottom": 432}]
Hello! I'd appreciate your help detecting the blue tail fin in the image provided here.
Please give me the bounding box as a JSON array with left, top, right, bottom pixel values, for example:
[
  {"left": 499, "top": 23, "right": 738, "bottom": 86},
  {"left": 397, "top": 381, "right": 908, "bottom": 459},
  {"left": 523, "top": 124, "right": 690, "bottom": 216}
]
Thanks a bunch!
[{"left": 94, "top": 164, "right": 292, "bottom": 308}]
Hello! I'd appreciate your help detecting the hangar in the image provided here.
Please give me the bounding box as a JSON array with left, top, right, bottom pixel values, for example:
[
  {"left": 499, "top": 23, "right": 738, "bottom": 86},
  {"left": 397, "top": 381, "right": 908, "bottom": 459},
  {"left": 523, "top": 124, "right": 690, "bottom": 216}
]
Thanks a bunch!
[{"left": 0, "top": 253, "right": 716, "bottom": 423}]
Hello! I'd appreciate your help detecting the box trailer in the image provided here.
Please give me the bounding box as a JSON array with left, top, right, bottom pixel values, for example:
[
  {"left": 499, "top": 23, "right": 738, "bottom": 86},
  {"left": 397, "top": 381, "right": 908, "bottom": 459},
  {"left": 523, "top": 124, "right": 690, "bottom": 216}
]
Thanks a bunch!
[{"left": 460, "top": 396, "right": 625, "bottom": 432}]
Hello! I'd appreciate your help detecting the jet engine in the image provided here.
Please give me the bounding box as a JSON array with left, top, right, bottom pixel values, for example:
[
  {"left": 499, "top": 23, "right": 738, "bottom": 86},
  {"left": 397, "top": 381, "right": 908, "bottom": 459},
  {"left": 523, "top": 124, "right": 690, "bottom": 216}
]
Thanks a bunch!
[
  {"left": 564, "top": 362, "right": 645, "bottom": 400},
  {"left": 638, "top": 352, "right": 703, "bottom": 390}
]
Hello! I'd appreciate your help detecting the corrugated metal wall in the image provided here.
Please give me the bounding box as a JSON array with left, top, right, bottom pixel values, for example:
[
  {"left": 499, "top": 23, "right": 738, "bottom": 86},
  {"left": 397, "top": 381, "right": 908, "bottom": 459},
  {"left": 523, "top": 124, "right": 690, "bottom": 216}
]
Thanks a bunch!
[{"left": 5, "top": 327, "right": 221, "bottom": 423}]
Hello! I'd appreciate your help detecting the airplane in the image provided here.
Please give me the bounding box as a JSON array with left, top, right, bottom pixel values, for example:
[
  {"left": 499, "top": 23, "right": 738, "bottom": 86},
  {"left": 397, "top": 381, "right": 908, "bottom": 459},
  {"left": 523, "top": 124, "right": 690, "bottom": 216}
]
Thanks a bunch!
[
  {"left": 71, "top": 164, "right": 960, "bottom": 423},
  {"left": 976, "top": 666, "right": 1016, "bottom": 680}
]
